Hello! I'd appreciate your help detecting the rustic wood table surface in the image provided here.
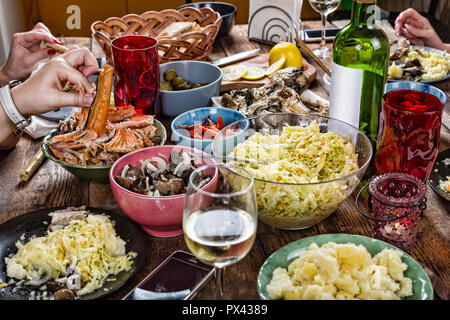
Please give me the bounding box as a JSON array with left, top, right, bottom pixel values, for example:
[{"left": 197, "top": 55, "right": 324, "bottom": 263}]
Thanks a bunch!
[{"left": 1, "top": 21, "right": 449, "bottom": 300}]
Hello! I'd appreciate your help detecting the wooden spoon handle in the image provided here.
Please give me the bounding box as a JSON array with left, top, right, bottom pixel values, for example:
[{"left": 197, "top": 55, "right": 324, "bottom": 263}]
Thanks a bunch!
[{"left": 296, "top": 39, "right": 332, "bottom": 77}]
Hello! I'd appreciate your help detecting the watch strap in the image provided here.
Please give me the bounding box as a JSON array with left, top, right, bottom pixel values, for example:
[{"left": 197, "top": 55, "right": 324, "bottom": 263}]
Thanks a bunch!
[{"left": 0, "top": 84, "right": 30, "bottom": 131}]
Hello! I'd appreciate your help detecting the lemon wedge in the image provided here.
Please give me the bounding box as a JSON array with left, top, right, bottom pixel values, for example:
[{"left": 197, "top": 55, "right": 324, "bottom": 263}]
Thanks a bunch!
[
  {"left": 266, "top": 56, "right": 286, "bottom": 75},
  {"left": 222, "top": 65, "right": 248, "bottom": 81},
  {"left": 242, "top": 66, "right": 266, "bottom": 80}
]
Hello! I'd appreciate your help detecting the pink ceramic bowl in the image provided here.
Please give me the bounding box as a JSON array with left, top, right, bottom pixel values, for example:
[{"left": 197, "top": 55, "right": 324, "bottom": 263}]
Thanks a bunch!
[{"left": 109, "top": 145, "right": 216, "bottom": 237}]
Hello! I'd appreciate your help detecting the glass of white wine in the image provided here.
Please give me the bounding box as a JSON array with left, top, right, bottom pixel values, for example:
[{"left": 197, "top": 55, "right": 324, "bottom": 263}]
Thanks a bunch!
[
  {"left": 183, "top": 163, "right": 257, "bottom": 299},
  {"left": 308, "top": 0, "right": 342, "bottom": 58}
]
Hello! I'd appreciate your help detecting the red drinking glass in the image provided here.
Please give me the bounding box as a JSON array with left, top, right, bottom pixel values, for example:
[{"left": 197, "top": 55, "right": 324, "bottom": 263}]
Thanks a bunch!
[
  {"left": 374, "top": 88, "right": 444, "bottom": 182},
  {"left": 111, "top": 35, "right": 159, "bottom": 115}
]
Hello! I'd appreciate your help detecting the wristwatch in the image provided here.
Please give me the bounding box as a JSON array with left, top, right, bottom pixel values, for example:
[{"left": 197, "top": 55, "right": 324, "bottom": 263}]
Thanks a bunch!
[{"left": 0, "top": 81, "right": 30, "bottom": 134}]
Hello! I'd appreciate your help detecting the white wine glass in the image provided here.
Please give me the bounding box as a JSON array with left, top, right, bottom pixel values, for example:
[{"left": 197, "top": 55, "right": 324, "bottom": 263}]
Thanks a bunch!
[
  {"left": 183, "top": 163, "right": 257, "bottom": 299},
  {"left": 308, "top": 0, "right": 342, "bottom": 58}
]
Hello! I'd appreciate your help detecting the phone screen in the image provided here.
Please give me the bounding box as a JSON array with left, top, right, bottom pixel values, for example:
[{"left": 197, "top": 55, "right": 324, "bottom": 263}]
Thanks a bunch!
[
  {"left": 305, "top": 28, "right": 341, "bottom": 39},
  {"left": 124, "top": 251, "right": 214, "bottom": 300}
]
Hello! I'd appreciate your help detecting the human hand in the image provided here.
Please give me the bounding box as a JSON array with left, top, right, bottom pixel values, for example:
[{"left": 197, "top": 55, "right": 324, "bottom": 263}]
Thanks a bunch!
[
  {"left": 395, "top": 8, "right": 446, "bottom": 51},
  {"left": 11, "top": 48, "right": 99, "bottom": 116},
  {"left": 0, "top": 23, "right": 62, "bottom": 83}
]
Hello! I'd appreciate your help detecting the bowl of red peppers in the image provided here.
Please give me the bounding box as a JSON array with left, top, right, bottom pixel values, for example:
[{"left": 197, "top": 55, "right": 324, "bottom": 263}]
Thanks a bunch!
[{"left": 171, "top": 107, "right": 246, "bottom": 153}]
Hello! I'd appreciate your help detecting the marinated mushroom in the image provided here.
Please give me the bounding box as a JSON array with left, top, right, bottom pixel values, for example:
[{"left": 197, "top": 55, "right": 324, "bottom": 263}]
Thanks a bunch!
[{"left": 115, "top": 151, "right": 209, "bottom": 196}]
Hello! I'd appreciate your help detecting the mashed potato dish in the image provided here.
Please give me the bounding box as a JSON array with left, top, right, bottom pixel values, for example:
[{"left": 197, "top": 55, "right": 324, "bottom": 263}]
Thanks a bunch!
[
  {"left": 6, "top": 213, "right": 136, "bottom": 297},
  {"left": 266, "top": 242, "right": 413, "bottom": 300},
  {"left": 438, "top": 176, "right": 450, "bottom": 193},
  {"left": 231, "top": 122, "right": 359, "bottom": 228}
]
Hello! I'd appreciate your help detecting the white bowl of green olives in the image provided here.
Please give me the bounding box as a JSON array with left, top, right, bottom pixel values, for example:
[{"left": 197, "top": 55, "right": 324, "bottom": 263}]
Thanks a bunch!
[{"left": 159, "top": 61, "right": 223, "bottom": 117}]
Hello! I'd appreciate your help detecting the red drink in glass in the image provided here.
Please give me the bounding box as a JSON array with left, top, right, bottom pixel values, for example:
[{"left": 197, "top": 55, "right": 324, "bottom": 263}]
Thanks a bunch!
[
  {"left": 111, "top": 35, "right": 159, "bottom": 115},
  {"left": 374, "top": 89, "right": 443, "bottom": 182}
]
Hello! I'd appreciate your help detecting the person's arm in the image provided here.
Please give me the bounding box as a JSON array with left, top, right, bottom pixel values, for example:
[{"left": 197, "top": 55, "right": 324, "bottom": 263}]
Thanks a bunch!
[
  {"left": 0, "top": 99, "right": 20, "bottom": 150},
  {"left": 395, "top": 8, "right": 447, "bottom": 51},
  {"left": 0, "top": 23, "right": 60, "bottom": 85},
  {"left": 0, "top": 48, "right": 98, "bottom": 149},
  {"left": 0, "top": 69, "right": 11, "bottom": 87}
]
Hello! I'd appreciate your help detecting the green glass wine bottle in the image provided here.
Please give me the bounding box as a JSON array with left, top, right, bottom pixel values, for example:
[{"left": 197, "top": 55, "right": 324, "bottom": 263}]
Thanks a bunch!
[{"left": 329, "top": 0, "right": 389, "bottom": 151}]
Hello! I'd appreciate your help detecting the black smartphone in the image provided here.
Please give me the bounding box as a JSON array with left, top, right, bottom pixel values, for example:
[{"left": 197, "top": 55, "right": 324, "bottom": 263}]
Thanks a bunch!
[
  {"left": 304, "top": 28, "right": 342, "bottom": 42},
  {"left": 123, "top": 250, "right": 214, "bottom": 300}
]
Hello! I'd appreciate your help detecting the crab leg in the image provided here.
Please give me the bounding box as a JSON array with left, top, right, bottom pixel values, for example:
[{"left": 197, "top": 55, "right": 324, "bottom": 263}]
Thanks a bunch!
[{"left": 84, "top": 64, "right": 114, "bottom": 136}]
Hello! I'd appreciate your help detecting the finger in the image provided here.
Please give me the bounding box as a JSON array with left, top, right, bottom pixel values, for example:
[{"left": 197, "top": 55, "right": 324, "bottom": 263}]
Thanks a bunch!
[
  {"left": 27, "top": 48, "right": 53, "bottom": 62},
  {"left": 53, "top": 91, "right": 95, "bottom": 108},
  {"left": 32, "top": 27, "right": 63, "bottom": 45},
  {"left": 56, "top": 61, "right": 96, "bottom": 94},
  {"left": 33, "top": 22, "right": 52, "bottom": 34},
  {"left": 402, "top": 29, "right": 424, "bottom": 46},
  {"left": 404, "top": 23, "right": 429, "bottom": 39},
  {"left": 14, "top": 30, "right": 57, "bottom": 49},
  {"left": 62, "top": 48, "right": 99, "bottom": 77}
]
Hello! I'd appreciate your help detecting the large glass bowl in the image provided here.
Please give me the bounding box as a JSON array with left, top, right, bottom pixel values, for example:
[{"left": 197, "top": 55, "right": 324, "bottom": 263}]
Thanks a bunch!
[{"left": 212, "top": 113, "right": 373, "bottom": 230}]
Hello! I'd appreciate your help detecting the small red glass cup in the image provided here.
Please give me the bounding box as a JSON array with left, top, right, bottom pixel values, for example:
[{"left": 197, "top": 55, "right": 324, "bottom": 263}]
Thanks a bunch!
[
  {"left": 356, "top": 173, "right": 427, "bottom": 253},
  {"left": 111, "top": 35, "right": 159, "bottom": 115},
  {"left": 374, "top": 86, "right": 445, "bottom": 182}
]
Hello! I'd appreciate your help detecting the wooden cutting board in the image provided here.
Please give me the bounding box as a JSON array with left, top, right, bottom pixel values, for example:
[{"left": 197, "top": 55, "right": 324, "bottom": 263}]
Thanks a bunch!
[{"left": 220, "top": 53, "right": 317, "bottom": 92}]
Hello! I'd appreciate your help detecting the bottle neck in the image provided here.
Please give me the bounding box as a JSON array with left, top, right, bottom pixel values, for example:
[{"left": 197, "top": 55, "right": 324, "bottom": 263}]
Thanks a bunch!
[{"left": 351, "top": 0, "right": 377, "bottom": 26}]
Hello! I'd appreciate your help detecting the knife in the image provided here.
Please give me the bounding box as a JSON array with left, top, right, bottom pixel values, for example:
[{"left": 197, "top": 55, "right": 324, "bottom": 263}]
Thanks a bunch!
[
  {"left": 213, "top": 48, "right": 260, "bottom": 67},
  {"left": 422, "top": 265, "right": 450, "bottom": 300}
]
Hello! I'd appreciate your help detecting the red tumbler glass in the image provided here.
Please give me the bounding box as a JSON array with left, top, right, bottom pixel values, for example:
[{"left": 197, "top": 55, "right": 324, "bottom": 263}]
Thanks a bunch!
[
  {"left": 374, "top": 88, "right": 444, "bottom": 182},
  {"left": 111, "top": 35, "right": 159, "bottom": 115}
]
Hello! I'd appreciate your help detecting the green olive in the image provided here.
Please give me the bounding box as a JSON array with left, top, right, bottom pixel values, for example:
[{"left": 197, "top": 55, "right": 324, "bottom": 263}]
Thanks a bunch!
[
  {"left": 171, "top": 77, "right": 185, "bottom": 86},
  {"left": 174, "top": 82, "right": 188, "bottom": 91},
  {"left": 192, "top": 83, "right": 203, "bottom": 89},
  {"left": 160, "top": 81, "right": 173, "bottom": 91},
  {"left": 164, "top": 69, "right": 177, "bottom": 81},
  {"left": 182, "top": 81, "right": 194, "bottom": 90}
]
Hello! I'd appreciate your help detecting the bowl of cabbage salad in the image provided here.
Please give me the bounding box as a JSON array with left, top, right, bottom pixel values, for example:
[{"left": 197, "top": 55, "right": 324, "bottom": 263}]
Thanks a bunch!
[{"left": 212, "top": 113, "right": 372, "bottom": 229}]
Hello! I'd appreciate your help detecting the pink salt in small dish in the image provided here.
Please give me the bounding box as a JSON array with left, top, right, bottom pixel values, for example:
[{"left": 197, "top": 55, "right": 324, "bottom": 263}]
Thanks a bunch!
[{"left": 109, "top": 145, "right": 217, "bottom": 237}]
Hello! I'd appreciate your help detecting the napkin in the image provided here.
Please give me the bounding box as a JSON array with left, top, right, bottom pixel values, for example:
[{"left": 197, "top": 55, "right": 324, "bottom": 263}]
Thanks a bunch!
[
  {"left": 23, "top": 116, "right": 59, "bottom": 139},
  {"left": 248, "top": 0, "right": 303, "bottom": 44}
]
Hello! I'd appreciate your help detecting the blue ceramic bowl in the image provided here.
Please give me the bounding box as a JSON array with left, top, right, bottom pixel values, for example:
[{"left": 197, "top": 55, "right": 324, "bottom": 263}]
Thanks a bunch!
[
  {"left": 171, "top": 107, "right": 246, "bottom": 153},
  {"left": 160, "top": 61, "right": 223, "bottom": 117},
  {"left": 385, "top": 81, "right": 447, "bottom": 106}
]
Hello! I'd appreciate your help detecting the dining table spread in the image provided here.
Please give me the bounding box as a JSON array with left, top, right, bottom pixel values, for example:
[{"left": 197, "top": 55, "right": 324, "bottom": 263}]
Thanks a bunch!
[{"left": 0, "top": 20, "right": 449, "bottom": 300}]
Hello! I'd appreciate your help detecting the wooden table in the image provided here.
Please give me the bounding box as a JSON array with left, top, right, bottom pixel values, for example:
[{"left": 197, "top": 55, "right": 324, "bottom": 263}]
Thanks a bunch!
[{"left": 1, "top": 21, "right": 449, "bottom": 300}]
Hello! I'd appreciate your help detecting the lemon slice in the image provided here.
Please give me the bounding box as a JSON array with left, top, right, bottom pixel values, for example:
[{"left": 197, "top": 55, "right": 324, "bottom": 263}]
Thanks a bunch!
[
  {"left": 222, "top": 65, "right": 248, "bottom": 81},
  {"left": 266, "top": 56, "right": 286, "bottom": 75},
  {"left": 242, "top": 66, "right": 266, "bottom": 80}
]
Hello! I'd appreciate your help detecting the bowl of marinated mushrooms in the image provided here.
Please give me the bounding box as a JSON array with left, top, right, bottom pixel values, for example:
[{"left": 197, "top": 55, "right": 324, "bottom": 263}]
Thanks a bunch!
[{"left": 109, "top": 145, "right": 217, "bottom": 237}]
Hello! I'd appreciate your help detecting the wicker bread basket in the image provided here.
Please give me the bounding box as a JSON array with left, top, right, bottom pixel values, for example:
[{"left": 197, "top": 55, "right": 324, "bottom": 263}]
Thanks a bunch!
[{"left": 91, "top": 7, "right": 222, "bottom": 65}]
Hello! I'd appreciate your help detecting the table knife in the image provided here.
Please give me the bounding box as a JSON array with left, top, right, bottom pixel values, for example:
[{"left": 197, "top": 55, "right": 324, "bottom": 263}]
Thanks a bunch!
[
  {"left": 212, "top": 48, "right": 260, "bottom": 67},
  {"left": 422, "top": 265, "right": 450, "bottom": 300}
]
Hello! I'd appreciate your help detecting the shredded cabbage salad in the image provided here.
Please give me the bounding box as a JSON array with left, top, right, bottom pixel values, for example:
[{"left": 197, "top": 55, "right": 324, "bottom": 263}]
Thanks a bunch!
[
  {"left": 231, "top": 122, "right": 359, "bottom": 222},
  {"left": 6, "top": 215, "right": 136, "bottom": 296}
]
